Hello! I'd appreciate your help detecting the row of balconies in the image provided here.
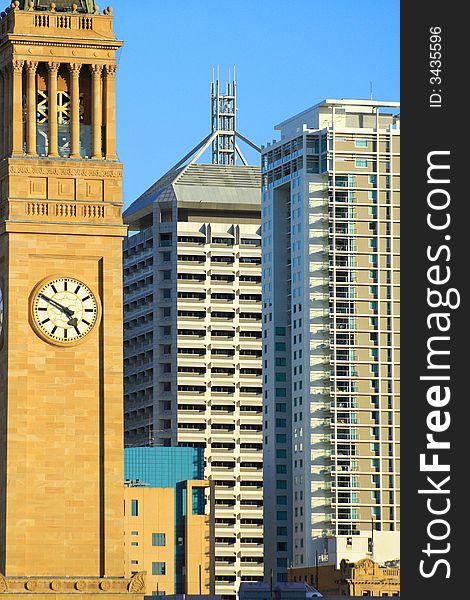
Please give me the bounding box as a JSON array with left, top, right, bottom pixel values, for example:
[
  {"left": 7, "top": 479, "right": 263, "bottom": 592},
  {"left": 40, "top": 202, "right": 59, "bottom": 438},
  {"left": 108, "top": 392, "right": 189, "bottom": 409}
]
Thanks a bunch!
[
  {"left": 178, "top": 293, "right": 261, "bottom": 302},
  {"left": 177, "top": 237, "right": 261, "bottom": 248}
]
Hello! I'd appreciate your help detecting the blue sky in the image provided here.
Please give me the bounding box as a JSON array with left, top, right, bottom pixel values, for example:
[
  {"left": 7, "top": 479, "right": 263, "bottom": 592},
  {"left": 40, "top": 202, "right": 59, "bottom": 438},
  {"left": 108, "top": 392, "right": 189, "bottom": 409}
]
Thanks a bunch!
[{"left": 111, "top": 0, "right": 400, "bottom": 207}]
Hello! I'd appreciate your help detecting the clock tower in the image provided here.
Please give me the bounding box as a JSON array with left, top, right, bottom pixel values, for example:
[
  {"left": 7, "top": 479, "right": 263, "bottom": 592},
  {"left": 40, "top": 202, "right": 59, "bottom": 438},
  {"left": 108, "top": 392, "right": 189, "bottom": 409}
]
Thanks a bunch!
[{"left": 0, "top": 1, "right": 144, "bottom": 596}]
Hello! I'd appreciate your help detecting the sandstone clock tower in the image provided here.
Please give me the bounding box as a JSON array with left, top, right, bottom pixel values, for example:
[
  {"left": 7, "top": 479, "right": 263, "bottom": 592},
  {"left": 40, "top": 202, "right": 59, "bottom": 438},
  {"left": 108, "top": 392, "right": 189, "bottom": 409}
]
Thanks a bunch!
[{"left": 0, "top": 1, "right": 144, "bottom": 596}]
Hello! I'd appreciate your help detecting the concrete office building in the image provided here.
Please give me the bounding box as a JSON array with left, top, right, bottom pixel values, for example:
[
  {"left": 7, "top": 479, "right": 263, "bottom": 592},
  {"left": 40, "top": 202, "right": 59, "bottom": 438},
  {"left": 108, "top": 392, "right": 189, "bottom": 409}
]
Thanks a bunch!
[
  {"left": 261, "top": 100, "right": 400, "bottom": 581},
  {"left": 123, "top": 79, "right": 263, "bottom": 599},
  {"left": 124, "top": 447, "right": 212, "bottom": 596}
]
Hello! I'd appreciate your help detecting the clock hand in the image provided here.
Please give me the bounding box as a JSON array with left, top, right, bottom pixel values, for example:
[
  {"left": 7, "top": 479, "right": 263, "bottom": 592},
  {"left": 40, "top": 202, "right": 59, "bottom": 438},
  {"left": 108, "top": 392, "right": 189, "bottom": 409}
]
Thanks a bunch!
[{"left": 39, "top": 293, "right": 75, "bottom": 319}]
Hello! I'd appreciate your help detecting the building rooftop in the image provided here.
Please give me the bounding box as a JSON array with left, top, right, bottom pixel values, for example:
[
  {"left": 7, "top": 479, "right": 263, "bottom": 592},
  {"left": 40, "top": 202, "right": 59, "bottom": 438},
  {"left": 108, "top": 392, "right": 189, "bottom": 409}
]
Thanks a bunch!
[
  {"left": 124, "top": 447, "right": 204, "bottom": 488},
  {"left": 123, "top": 163, "right": 261, "bottom": 225},
  {"left": 275, "top": 98, "right": 400, "bottom": 130}
]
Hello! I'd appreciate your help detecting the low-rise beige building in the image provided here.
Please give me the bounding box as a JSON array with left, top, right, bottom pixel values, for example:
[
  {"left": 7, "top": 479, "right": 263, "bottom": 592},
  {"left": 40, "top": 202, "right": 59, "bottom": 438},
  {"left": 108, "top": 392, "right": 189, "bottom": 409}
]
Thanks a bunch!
[
  {"left": 124, "top": 480, "right": 212, "bottom": 596},
  {"left": 338, "top": 558, "right": 400, "bottom": 597},
  {"left": 289, "top": 558, "right": 400, "bottom": 597}
]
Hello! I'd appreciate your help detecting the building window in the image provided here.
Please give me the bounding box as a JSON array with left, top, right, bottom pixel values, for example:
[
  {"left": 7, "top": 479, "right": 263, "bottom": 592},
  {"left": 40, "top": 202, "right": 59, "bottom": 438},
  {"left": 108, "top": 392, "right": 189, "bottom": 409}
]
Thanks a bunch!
[
  {"left": 152, "top": 533, "right": 166, "bottom": 547},
  {"left": 152, "top": 592, "right": 166, "bottom": 597},
  {"left": 131, "top": 500, "right": 138, "bottom": 517},
  {"left": 277, "top": 511, "right": 287, "bottom": 520},
  {"left": 355, "top": 158, "right": 368, "bottom": 168},
  {"left": 152, "top": 562, "right": 166, "bottom": 576},
  {"left": 131, "top": 531, "right": 138, "bottom": 536},
  {"left": 131, "top": 542, "right": 138, "bottom": 547},
  {"left": 355, "top": 138, "right": 369, "bottom": 148}
]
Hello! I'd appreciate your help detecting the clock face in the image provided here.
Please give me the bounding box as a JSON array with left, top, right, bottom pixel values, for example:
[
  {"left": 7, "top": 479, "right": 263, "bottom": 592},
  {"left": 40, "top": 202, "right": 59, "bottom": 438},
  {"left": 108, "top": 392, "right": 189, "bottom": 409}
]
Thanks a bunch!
[{"left": 31, "top": 277, "right": 99, "bottom": 344}]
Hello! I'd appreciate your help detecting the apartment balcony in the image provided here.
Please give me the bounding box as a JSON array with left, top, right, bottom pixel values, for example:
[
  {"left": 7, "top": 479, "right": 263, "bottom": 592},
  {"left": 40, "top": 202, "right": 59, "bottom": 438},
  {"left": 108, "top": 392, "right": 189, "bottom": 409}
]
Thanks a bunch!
[
  {"left": 208, "top": 434, "right": 237, "bottom": 447},
  {"left": 238, "top": 431, "right": 262, "bottom": 443},
  {"left": 209, "top": 261, "right": 236, "bottom": 271},
  {"left": 239, "top": 563, "right": 264, "bottom": 574},
  {"left": 177, "top": 331, "right": 206, "bottom": 341},
  {"left": 239, "top": 507, "right": 263, "bottom": 520},
  {"left": 238, "top": 353, "right": 262, "bottom": 362},
  {"left": 240, "top": 546, "right": 264, "bottom": 559},
  {"left": 124, "top": 264, "right": 153, "bottom": 286},
  {"left": 237, "top": 470, "right": 263, "bottom": 483},
  {"left": 177, "top": 412, "right": 209, "bottom": 428},
  {"left": 177, "top": 386, "right": 206, "bottom": 396},
  {"left": 124, "top": 302, "right": 154, "bottom": 322},
  {"left": 214, "top": 522, "right": 237, "bottom": 536},
  {"left": 124, "top": 379, "right": 154, "bottom": 396},
  {"left": 211, "top": 296, "right": 235, "bottom": 306},
  {"left": 215, "top": 546, "right": 237, "bottom": 558},
  {"left": 239, "top": 522, "right": 264, "bottom": 534},
  {"left": 240, "top": 539, "right": 263, "bottom": 550},
  {"left": 239, "top": 464, "right": 263, "bottom": 475},
  {"left": 178, "top": 256, "right": 206, "bottom": 265},
  {"left": 215, "top": 505, "right": 238, "bottom": 518},
  {"left": 239, "top": 373, "right": 262, "bottom": 382},
  {"left": 210, "top": 313, "right": 236, "bottom": 322}
]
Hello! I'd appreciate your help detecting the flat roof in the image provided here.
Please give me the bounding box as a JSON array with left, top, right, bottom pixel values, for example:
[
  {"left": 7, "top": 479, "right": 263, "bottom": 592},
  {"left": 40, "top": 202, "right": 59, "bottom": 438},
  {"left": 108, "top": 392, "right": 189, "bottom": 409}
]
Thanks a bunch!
[{"left": 275, "top": 98, "right": 400, "bottom": 130}]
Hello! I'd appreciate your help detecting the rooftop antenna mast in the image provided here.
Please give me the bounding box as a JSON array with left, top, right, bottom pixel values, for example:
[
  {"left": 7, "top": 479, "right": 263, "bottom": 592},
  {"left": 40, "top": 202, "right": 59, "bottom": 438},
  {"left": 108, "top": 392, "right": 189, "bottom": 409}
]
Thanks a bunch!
[{"left": 211, "top": 65, "right": 237, "bottom": 165}]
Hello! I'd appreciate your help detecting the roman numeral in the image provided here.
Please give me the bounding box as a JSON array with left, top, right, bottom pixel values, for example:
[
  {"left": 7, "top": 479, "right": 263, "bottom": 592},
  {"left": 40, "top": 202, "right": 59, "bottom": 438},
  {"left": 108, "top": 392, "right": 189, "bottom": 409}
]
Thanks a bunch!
[
  {"left": 51, "top": 285, "right": 57, "bottom": 294},
  {"left": 64, "top": 281, "right": 68, "bottom": 291},
  {"left": 51, "top": 326, "right": 57, "bottom": 334},
  {"left": 63, "top": 328, "right": 68, "bottom": 339},
  {"left": 81, "top": 295, "right": 90, "bottom": 302},
  {"left": 41, "top": 318, "right": 50, "bottom": 324},
  {"left": 82, "top": 319, "right": 90, "bottom": 326},
  {"left": 74, "top": 285, "right": 81, "bottom": 294}
]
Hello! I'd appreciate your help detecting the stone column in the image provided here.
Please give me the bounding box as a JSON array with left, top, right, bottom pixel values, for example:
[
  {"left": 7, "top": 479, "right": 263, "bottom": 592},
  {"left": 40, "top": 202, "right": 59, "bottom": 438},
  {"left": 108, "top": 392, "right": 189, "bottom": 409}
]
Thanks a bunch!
[
  {"left": 47, "top": 62, "right": 60, "bottom": 157},
  {"left": 11, "top": 59, "right": 24, "bottom": 156},
  {"left": 104, "top": 64, "right": 117, "bottom": 160},
  {"left": 68, "top": 63, "right": 81, "bottom": 158},
  {"left": 3, "top": 66, "right": 11, "bottom": 157},
  {"left": 26, "top": 61, "right": 38, "bottom": 156},
  {"left": 90, "top": 64, "right": 103, "bottom": 159}
]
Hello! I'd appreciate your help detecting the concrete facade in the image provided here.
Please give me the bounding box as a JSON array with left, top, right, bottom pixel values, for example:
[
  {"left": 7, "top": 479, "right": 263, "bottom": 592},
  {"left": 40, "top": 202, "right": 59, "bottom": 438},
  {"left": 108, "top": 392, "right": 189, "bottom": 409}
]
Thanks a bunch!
[
  {"left": 261, "top": 100, "right": 400, "bottom": 580},
  {"left": 123, "top": 160, "right": 263, "bottom": 599}
]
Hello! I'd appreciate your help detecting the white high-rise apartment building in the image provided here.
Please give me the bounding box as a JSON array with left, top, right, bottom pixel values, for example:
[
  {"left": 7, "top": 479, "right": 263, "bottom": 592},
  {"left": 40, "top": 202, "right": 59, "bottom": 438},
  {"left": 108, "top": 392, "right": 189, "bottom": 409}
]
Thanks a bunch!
[
  {"left": 261, "top": 100, "right": 400, "bottom": 581},
  {"left": 123, "top": 80, "right": 264, "bottom": 600}
]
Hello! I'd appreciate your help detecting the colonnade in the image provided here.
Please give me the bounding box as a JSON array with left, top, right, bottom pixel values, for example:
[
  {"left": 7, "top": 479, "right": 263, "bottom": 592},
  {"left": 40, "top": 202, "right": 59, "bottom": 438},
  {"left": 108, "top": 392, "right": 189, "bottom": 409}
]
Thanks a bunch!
[{"left": 0, "top": 60, "right": 117, "bottom": 160}]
